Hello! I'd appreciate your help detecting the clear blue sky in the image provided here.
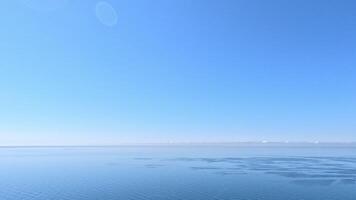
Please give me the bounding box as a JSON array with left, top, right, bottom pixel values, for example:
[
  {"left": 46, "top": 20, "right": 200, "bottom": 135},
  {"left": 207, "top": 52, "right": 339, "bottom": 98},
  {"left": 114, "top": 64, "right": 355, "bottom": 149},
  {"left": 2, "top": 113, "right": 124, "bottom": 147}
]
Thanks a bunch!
[{"left": 1, "top": 0, "right": 355, "bottom": 145}]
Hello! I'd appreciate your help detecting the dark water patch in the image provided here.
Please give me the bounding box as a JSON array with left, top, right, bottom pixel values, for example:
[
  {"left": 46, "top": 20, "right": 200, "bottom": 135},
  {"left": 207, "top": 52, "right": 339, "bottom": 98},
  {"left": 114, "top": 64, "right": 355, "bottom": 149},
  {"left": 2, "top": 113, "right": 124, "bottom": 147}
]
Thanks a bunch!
[
  {"left": 245, "top": 164, "right": 293, "bottom": 172},
  {"left": 291, "top": 179, "right": 335, "bottom": 186},
  {"left": 328, "top": 169, "right": 356, "bottom": 175},
  {"left": 312, "top": 157, "right": 356, "bottom": 163},
  {"left": 266, "top": 171, "right": 311, "bottom": 178},
  {"left": 267, "top": 171, "right": 353, "bottom": 179},
  {"left": 165, "top": 158, "right": 198, "bottom": 162},
  {"left": 225, "top": 167, "right": 246, "bottom": 171},
  {"left": 295, "top": 166, "right": 341, "bottom": 171},
  {"left": 214, "top": 171, "right": 248, "bottom": 176},
  {"left": 305, "top": 174, "right": 352, "bottom": 178},
  {"left": 248, "top": 167, "right": 279, "bottom": 171},
  {"left": 319, "top": 163, "right": 347, "bottom": 167},
  {"left": 216, "top": 158, "right": 245, "bottom": 164},
  {"left": 234, "top": 164, "right": 248, "bottom": 168},
  {"left": 245, "top": 157, "right": 321, "bottom": 164},
  {"left": 144, "top": 164, "right": 165, "bottom": 168},
  {"left": 199, "top": 158, "right": 228, "bottom": 163},
  {"left": 190, "top": 166, "right": 222, "bottom": 170},
  {"left": 340, "top": 179, "right": 356, "bottom": 185},
  {"left": 152, "top": 156, "right": 356, "bottom": 181}
]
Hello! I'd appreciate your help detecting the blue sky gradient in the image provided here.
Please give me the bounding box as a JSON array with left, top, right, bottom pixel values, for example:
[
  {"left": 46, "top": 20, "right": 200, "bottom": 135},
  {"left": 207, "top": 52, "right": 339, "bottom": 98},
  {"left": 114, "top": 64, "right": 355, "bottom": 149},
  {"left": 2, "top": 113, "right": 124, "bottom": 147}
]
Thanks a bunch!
[{"left": 1, "top": 0, "right": 356, "bottom": 145}]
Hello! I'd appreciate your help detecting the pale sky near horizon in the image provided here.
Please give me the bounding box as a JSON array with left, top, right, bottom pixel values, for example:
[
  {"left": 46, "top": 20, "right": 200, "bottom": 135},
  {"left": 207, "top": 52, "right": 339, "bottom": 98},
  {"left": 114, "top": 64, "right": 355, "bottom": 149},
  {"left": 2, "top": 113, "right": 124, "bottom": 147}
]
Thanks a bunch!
[{"left": 0, "top": 0, "right": 355, "bottom": 145}]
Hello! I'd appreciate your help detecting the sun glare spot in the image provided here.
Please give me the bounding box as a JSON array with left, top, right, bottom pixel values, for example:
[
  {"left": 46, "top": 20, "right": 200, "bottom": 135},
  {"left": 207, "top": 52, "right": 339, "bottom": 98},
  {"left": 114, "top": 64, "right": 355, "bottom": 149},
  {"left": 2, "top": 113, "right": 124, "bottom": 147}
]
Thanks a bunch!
[{"left": 95, "top": 1, "right": 118, "bottom": 27}]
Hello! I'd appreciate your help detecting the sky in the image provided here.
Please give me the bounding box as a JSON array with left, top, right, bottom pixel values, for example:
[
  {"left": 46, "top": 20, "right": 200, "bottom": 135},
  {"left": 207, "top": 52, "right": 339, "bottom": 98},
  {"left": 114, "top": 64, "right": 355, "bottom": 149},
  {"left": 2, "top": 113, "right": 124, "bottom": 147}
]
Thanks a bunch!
[{"left": 0, "top": 0, "right": 355, "bottom": 145}]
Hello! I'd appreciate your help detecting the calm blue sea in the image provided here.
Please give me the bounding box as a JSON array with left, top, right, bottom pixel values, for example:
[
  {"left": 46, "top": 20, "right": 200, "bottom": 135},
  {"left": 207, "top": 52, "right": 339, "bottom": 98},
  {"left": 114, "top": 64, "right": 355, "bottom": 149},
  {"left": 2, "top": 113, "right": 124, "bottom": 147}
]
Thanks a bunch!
[{"left": 0, "top": 146, "right": 355, "bottom": 200}]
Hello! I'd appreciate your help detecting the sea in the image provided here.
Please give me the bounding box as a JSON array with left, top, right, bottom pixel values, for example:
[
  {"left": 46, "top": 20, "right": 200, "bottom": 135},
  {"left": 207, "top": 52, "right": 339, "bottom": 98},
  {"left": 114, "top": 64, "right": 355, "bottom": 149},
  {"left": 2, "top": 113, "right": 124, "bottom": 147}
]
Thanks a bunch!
[{"left": 0, "top": 145, "right": 355, "bottom": 200}]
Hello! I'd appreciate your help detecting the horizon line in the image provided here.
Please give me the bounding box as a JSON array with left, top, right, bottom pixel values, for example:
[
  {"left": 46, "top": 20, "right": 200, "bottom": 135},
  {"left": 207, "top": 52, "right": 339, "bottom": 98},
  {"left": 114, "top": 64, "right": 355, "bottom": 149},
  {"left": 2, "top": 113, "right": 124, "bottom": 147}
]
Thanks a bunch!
[{"left": 1, "top": 141, "right": 356, "bottom": 148}]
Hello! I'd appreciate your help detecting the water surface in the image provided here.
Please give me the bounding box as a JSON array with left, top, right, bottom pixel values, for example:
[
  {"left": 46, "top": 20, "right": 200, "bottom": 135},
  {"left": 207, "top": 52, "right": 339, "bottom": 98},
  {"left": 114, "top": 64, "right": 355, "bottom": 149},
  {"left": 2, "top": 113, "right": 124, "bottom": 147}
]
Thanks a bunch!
[{"left": 0, "top": 146, "right": 355, "bottom": 200}]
